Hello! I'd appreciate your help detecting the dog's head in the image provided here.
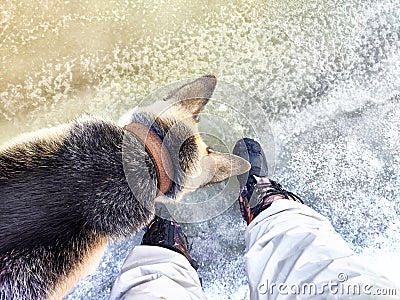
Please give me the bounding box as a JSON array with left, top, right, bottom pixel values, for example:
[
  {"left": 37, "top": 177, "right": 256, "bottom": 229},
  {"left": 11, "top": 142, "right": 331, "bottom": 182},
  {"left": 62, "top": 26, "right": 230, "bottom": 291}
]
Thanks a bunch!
[{"left": 121, "top": 75, "right": 250, "bottom": 199}]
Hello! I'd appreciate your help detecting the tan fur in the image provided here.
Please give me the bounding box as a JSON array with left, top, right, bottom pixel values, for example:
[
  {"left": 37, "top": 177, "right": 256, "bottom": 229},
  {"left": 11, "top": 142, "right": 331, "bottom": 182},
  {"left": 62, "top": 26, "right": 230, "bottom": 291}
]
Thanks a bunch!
[{"left": 48, "top": 239, "right": 108, "bottom": 300}]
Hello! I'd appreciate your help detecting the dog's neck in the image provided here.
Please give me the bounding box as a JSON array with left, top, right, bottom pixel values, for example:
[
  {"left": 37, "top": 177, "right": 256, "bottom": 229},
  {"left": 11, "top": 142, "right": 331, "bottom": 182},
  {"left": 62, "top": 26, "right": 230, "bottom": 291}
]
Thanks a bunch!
[
  {"left": 127, "top": 112, "right": 187, "bottom": 198},
  {"left": 123, "top": 122, "right": 174, "bottom": 196}
]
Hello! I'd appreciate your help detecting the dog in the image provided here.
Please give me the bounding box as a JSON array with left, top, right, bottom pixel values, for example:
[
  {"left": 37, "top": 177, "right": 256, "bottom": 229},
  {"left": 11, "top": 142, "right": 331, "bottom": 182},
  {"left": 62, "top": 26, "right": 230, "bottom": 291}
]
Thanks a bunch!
[{"left": 0, "top": 75, "right": 250, "bottom": 300}]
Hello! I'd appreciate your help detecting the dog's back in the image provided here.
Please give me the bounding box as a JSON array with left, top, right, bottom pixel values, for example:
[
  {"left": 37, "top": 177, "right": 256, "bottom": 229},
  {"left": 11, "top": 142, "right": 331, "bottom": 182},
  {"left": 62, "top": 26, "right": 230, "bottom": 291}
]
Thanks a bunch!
[{"left": 0, "top": 117, "right": 153, "bottom": 299}]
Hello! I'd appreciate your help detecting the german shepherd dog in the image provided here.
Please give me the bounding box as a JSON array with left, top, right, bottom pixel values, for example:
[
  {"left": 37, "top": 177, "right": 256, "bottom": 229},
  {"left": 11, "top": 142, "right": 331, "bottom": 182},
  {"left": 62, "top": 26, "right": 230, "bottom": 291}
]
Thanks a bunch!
[{"left": 0, "top": 75, "right": 250, "bottom": 299}]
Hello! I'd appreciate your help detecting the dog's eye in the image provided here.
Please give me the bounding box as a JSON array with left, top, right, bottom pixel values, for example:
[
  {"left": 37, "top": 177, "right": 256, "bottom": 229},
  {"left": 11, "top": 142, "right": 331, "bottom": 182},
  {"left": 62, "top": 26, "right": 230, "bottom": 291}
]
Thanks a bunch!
[{"left": 206, "top": 147, "right": 212, "bottom": 154}]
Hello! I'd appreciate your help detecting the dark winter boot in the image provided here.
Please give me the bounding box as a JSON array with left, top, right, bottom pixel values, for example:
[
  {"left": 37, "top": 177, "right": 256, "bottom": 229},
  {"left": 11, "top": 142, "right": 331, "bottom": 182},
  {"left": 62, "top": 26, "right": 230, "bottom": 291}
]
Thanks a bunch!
[
  {"left": 233, "top": 138, "right": 303, "bottom": 224},
  {"left": 141, "top": 216, "right": 199, "bottom": 270}
]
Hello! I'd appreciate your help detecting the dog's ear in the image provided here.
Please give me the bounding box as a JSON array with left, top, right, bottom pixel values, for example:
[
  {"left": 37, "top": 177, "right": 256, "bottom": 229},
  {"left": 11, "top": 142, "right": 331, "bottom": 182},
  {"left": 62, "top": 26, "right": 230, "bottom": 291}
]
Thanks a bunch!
[
  {"left": 165, "top": 75, "right": 217, "bottom": 120},
  {"left": 201, "top": 150, "right": 251, "bottom": 185}
]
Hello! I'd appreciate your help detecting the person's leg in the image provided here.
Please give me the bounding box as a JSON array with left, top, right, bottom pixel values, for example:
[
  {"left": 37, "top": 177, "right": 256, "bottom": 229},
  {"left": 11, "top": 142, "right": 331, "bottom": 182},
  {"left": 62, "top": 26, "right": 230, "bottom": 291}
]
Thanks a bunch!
[
  {"left": 110, "top": 216, "right": 206, "bottom": 300},
  {"left": 233, "top": 138, "right": 399, "bottom": 300}
]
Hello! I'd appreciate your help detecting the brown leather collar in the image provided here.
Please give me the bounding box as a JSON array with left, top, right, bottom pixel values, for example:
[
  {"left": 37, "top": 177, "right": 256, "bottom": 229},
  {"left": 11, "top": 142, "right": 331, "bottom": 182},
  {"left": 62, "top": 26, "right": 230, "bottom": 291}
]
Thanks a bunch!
[{"left": 123, "top": 122, "right": 173, "bottom": 196}]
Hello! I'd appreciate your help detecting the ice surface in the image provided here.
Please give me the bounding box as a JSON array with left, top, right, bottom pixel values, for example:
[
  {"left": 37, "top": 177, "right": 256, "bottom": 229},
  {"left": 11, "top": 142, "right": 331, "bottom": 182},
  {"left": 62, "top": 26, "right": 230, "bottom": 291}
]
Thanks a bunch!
[{"left": 1, "top": 0, "right": 399, "bottom": 299}]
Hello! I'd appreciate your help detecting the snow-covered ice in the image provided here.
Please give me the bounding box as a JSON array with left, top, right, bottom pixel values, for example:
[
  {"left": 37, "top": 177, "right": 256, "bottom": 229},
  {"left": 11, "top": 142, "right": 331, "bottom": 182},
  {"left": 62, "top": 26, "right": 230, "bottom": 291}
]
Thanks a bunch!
[{"left": 0, "top": 0, "right": 399, "bottom": 299}]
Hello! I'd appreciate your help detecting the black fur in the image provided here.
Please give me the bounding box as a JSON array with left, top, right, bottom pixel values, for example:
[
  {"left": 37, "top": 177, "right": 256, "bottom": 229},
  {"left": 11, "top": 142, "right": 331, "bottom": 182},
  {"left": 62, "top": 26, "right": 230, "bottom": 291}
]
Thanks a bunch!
[{"left": 0, "top": 114, "right": 199, "bottom": 299}]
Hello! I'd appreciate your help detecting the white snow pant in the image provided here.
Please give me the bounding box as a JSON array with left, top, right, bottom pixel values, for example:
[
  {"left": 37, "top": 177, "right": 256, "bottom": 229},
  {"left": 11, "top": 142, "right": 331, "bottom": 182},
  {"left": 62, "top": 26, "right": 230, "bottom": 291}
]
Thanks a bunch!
[{"left": 110, "top": 200, "right": 399, "bottom": 299}]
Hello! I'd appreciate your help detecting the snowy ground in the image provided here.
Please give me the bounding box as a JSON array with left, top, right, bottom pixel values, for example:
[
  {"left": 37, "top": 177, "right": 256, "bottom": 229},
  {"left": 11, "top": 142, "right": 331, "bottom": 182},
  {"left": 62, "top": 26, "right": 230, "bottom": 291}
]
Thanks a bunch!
[{"left": 1, "top": 0, "right": 399, "bottom": 299}]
